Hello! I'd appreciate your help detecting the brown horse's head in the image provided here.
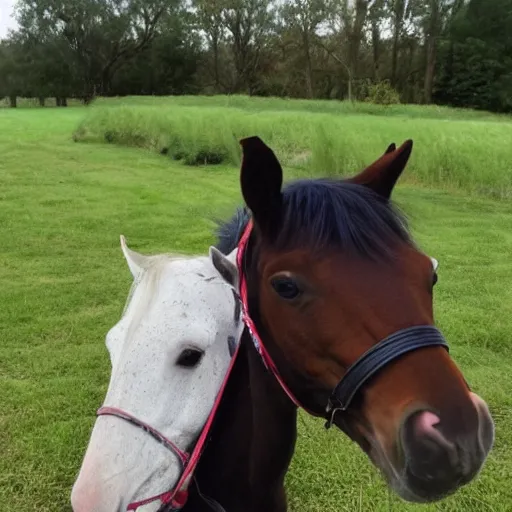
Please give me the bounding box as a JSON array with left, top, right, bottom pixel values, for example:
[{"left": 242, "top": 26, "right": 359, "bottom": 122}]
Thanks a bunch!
[{"left": 237, "top": 137, "right": 494, "bottom": 503}]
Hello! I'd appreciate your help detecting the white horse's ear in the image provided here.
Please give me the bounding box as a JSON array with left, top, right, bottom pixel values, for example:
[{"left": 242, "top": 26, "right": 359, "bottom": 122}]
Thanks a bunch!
[
  {"left": 431, "top": 257, "right": 439, "bottom": 271},
  {"left": 120, "top": 235, "right": 150, "bottom": 279},
  {"left": 209, "top": 246, "right": 239, "bottom": 289}
]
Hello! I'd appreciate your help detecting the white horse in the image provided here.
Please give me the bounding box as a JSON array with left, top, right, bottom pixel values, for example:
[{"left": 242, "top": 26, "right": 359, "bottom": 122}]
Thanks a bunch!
[{"left": 71, "top": 236, "right": 242, "bottom": 512}]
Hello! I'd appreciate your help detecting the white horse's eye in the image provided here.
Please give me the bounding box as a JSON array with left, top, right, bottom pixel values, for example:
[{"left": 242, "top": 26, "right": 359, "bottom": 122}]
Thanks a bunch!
[{"left": 176, "top": 348, "right": 204, "bottom": 368}]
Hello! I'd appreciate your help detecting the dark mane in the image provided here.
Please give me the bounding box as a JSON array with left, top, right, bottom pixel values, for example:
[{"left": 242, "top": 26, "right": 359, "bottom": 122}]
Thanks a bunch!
[
  {"left": 215, "top": 179, "right": 412, "bottom": 259},
  {"left": 215, "top": 206, "right": 251, "bottom": 255}
]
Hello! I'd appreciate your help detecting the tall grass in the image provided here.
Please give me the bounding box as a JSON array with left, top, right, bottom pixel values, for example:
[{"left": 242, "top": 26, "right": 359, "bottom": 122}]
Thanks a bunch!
[
  {"left": 91, "top": 94, "right": 512, "bottom": 122},
  {"left": 74, "top": 99, "right": 512, "bottom": 198}
]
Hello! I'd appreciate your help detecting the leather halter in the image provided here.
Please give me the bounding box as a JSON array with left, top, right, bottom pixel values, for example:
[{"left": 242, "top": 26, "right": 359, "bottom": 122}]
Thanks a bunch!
[
  {"left": 236, "top": 220, "right": 449, "bottom": 427},
  {"left": 325, "top": 325, "right": 448, "bottom": 428},
  {"left": 95, "top": 334, "right": 241, "bottom": 511}
]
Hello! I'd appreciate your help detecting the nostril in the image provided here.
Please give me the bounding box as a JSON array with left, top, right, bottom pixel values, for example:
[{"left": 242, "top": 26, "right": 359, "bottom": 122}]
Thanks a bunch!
[
  {"left": 403, "top": 410, "right": 456, "bottom": 455},
  {"left": 411, "top": 411, "right": 441, "bottom": 439},
  {"left": 401, "top": 409, "right": 460, "bottom": 484}
]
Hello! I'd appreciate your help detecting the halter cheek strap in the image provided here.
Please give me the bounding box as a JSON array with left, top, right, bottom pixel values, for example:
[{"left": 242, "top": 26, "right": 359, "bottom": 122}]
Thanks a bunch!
[
  {"left": 236, "top": 220, "right": 451, "bottom": 427},
  {"left": 236, "top": 220, "right": 314, "bottom": 413}
]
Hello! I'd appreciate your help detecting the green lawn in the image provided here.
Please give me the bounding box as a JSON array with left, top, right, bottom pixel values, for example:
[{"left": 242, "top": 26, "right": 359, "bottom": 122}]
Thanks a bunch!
[{"left": 1, "top": 102, "right": 511, "bottom": 511}]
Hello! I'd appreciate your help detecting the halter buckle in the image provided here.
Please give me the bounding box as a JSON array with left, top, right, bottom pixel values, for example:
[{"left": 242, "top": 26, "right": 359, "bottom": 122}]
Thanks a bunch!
[{"left": 324, "top": 398, "right": 345, "bottom": 430}]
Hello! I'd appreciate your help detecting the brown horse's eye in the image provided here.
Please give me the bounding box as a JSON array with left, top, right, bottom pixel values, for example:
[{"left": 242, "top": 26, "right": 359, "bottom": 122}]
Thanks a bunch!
[
  {"left": 270, "top": 277, "right": 302, "bottom": 300},
  {"left": 176, "top": 348, "right": 204, "bottom": 368}
]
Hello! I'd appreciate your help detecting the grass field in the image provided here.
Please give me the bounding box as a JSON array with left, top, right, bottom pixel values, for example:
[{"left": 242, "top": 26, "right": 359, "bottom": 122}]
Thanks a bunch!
[{"left": 1, "top": 98, "right": 512, "bottom": 511}]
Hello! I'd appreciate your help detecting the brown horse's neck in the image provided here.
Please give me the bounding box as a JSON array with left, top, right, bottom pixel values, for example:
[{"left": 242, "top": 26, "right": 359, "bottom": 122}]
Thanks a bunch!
[{"left": 184, "top": 331, "right": 297, "bottom": 512}]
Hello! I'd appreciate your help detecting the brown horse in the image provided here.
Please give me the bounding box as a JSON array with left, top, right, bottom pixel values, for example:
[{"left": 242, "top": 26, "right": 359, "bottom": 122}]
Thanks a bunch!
[{"left": 184, "top": 137, "right": 494, "bottom": 512}]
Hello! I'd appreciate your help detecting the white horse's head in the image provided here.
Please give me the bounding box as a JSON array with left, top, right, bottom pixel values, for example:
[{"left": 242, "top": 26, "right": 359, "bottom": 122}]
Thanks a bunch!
[{"left": 71, "top": 236, "right": 242, "bottom": 512}]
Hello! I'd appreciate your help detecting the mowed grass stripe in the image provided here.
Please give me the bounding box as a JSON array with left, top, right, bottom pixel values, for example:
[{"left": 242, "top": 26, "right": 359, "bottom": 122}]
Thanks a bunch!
[{"left": 0, "top": 104, "right": 511, "bottom": 511}]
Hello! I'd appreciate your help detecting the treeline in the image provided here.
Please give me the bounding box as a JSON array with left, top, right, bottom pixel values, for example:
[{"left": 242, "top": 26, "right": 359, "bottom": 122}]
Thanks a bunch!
[{"left": 1, "top": 0, "right": 511, "bottom": 112}]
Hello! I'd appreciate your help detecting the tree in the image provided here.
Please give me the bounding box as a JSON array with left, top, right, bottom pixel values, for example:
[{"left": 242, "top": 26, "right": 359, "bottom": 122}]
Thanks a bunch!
[
  {"left": 280, "top": 0, "right": 332, "bottom": 98},
  {"left": 434, "top": 0, "right": 512, "bottom": 112},
  {"left": 2, "top": 0, "right": 511, "bottom": 112},
  {"left": 0, "top": 40, "right": 27, "bottom": 107},
  {"left": 221, "top": 0, "right": 276, "bottom": 93},
  {"left": 193, "top": 0, "right": 225, "bottom": 91},
  {"left": 385, "top": 0, "right": 421, "bottom": 88},
  {"left": 111, "top": 11, "right": 201, "bottom": 95},
  {"left": 14, "top": 0, "right": 181, "bottom": 101},
  {"left": 367, "top": 0, "right": 386, "bottom": 79},
  {"left": 421, "top": 0, "right": 454, "bottom": 103}
]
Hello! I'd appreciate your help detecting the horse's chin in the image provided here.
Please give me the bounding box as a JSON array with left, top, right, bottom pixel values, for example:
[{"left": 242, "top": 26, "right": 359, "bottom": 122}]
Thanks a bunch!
[
  {"left": 374, "top": 461, "right": 458, "bottom": 504},
  {"left": 362, "top": 433, "right": 457, "bottom": 504},
  {"left": 361, "top": 438, "right": 421, "bottom": 503},
  {"left": 335, "top": 416, "right": 434, "bottom": 504},
  {"left": 334, "top": 415, "right": 419, "bottom": 502}
]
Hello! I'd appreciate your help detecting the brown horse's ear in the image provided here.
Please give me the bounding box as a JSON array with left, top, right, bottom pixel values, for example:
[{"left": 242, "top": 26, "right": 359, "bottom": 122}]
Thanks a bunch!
[
  {"left": 348, "top": 140, "right": 413, "bottom": 198},
  {"left": 384, "top": 142, "right": 396, "bottom": 154},
  {"left": 240, "top": 136, "right": 283, "bottom": 238}
]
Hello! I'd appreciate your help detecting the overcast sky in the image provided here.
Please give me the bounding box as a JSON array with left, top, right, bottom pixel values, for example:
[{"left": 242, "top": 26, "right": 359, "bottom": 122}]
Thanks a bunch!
[{"left": 0, "top": 0, "right": 17, "bottom": 39}]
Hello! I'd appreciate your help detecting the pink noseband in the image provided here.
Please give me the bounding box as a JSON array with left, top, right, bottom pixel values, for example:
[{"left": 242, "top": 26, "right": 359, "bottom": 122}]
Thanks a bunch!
[{"left": 96, "top": 406, "right": 190, "bottom": 510}]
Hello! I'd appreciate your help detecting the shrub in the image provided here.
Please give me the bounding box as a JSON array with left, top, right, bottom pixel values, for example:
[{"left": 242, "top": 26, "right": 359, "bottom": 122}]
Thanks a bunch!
[{"left": 364, "top": 80, "right": 401, "bottom": 105}]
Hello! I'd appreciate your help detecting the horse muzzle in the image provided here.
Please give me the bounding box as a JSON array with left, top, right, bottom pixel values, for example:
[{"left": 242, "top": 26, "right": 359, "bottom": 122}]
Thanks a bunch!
[{"left": 396, "top": 392, "right": 494, "bottom": 502}]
